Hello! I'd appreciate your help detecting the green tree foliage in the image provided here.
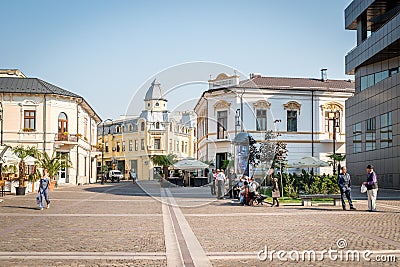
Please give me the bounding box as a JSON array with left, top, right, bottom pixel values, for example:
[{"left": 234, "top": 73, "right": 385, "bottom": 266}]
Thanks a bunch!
[
  {"left": 36, "top": 152, "right": 72, "bottom": 181},
  {"left": 151, "top": 154, "right": 177, "bottom": 179},
  {"left": 12, "top": 146, "right": 39, "bottom": 187}
]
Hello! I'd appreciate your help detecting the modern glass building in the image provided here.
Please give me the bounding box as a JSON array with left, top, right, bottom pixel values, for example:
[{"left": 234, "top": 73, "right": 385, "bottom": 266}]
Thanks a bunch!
[{"left": 345, "top": 0, "right": 400, "bottom": 188}]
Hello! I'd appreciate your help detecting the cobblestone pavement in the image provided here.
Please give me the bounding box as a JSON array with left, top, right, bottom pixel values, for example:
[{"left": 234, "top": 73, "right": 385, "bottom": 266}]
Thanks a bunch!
[{"left": 0, "top": 181, "right": 399, "bottom": 266}]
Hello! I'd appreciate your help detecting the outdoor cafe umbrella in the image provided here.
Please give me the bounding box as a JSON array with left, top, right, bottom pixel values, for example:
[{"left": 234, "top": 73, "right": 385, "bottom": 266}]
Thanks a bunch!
[
  {"left": 287, "top": 156, "right": 329, "bottom": 169},
  {"left": 173, "top": 158, "right": 209, "bottom": 170}
]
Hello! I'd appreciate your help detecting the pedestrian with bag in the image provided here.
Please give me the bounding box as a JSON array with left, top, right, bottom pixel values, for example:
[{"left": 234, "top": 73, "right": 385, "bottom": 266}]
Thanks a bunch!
[
  {"left": 38, "top": 169, "right": 51, "bottom": 210},
  {"left": 271, "top": 178, "right": 280, "bottom": 207},
  {"left": 363, "top": 164, "right": 378, "bottom": 212},
  {"left": 338, "top": 166, "right": 356, "bottom": 211}
]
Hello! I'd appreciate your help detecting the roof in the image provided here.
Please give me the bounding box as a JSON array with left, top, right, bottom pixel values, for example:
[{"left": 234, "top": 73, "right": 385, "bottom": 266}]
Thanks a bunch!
[
  {"left": 144, "top": 78, "right": 167, "bottom": 101},
  {"left": 0, "top": 77, "right": 81, "bottom": 97},
  {"left": 238, "top": 76, "right": 355, "bottom": 92},
  {"left": 0, "top": 77, "right": 101, "bottom": 122}
]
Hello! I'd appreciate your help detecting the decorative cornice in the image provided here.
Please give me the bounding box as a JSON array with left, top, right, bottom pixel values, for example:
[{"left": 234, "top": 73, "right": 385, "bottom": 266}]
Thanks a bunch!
[
  {"left": 253, "top": 100, "right": 271, "bottom": 109},
  {"left": 213, "top": 100, "right": 231, "bottom": 110},
  {"left": 321, "top": 102, "right": 343, "bottom": 111},
  {"left": 283, "top": 101, "right": 301, "bottom": 111}
]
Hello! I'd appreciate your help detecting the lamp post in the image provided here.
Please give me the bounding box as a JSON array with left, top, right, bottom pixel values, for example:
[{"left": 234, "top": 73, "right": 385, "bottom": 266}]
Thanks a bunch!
[
  {"left": 100, "top": 119, "right": 113, "bottom": 184},
  {"left": 328, "top": 111, "right": 340, "bottom": 174}
]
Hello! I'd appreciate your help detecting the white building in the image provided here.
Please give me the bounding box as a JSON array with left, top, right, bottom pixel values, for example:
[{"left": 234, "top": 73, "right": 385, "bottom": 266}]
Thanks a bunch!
[
  {"left": 0, "top": 69, "right": 101, "bottom": 185},
  {"left": 194, "top": 72, "right": 355, "bottom": 174}
]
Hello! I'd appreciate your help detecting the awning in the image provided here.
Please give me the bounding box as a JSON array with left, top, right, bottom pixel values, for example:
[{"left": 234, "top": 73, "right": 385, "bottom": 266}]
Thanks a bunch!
[
  {"left": 287, "top": 156, "right": 330, "bottom": 168},
  {"left": 173, "top": 159, "right": 209, "bottom": 170}
]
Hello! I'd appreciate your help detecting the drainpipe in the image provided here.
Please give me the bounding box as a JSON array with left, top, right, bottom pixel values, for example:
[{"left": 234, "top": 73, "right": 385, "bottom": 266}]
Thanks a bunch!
[
  {"left": 43, "top": 95, "right": 47, "bottom": 152},
  {"left": 76, "top": 98, "right": 84, "bottom": 185},
  {"left": 311, "top": 89, "right": 314, "bottom": 157}
]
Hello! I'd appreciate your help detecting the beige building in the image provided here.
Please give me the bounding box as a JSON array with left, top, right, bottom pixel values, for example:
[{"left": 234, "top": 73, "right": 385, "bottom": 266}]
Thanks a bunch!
[
  {"left": 0, "top": 69, "right": 101, "bottom": 185},
  {"left": 98, "top": 79, "right": 196, "bottom": 180}
]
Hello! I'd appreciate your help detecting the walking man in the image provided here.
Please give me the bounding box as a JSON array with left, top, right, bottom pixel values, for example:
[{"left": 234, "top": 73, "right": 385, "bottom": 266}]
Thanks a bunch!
[
  {"left": 227, "top": 168, "right": 237, "bottom": 198},
  {"left": 208, "top": 169, "right": 216, "bottom": 195},
  {"left": 338, "top": 166, "right": 355, "bottom": 211},
  {"left": 363, "top": 164, "right": 378, "bottom": 212},
  {"left": 216, "top": 169, "right": 226, "bottom": 199},
  {"left": 38, "top": 169, "right": 51, "bottom": 210}
]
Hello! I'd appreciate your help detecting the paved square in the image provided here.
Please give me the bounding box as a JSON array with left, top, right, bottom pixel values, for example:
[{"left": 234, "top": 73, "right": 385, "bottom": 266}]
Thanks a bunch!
[{"left": 1, "top": 181, "right": 399, "bottom": 266}]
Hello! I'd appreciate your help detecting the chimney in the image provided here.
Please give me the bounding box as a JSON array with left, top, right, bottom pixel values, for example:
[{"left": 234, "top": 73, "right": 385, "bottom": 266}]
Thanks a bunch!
[
  {"left": 321, "top": 68, "right": 327, "bottom": 82},
  {"left": 250, "top": 73, "right": 261, "bottom": 79}
]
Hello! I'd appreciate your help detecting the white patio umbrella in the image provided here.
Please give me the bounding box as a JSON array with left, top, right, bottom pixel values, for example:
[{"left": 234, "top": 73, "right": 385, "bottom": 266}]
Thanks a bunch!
[
  {"left": 173, "top": 158, "right": 209, "bottom": 170},
  {"left": 288, "top": 156, "right": 329, "bottom": 169}
]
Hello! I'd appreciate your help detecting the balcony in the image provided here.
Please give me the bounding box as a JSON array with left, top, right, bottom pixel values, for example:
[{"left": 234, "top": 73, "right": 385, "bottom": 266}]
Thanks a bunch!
[
  {"left": 345, "top": 11, "right": 400, "bottom": 74},
  {"left": 55, "top": 133, "right": 78, "bottom": 143}
]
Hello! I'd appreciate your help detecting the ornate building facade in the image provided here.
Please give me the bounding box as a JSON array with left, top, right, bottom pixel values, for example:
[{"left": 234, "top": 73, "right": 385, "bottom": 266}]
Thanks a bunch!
[
  {"left": 195, "top": 72, "right": 355, "bottom": 175},
  {"left": 98, "top": 79, "right": 196, "bottom": 180},
  {"left": 0, "top": 69, "right": 101, "bottom": 186}
]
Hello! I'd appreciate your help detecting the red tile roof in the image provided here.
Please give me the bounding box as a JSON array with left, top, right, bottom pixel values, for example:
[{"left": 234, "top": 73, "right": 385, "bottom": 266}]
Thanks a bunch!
[{"left": 238, "top": 76, "right": 355, "bottom": 92}]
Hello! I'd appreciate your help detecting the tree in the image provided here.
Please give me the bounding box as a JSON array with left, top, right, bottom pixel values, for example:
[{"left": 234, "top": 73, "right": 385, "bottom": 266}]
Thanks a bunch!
[
  {"left": 328, "top": 154, "right": 346, "bottom": 174},
  {"left": 36, "top": 152, "right": 72, "bottom": 181},
  {"left": 150, "top": 154, "right": 177, "bottom": 180},
  {"left": 12, "top": 146, "right": 39, "bottom": 188}
]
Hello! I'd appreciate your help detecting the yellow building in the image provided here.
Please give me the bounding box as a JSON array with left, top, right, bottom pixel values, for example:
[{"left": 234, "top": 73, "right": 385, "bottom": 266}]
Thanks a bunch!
[{"left": 98, "top": 79, "right": 196, "bottom": 180}]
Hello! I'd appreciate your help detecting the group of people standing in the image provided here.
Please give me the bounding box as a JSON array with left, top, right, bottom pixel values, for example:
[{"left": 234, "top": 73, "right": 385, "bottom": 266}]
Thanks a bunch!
[
  {"left": 337, "top": 164, "right": 378, "bottom": 212},
  {"left": 208, "top": 163, "right": 379, "bottom": 212}
]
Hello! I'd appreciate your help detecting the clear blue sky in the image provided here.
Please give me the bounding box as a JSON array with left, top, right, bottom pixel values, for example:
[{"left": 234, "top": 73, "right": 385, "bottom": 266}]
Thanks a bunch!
[{"left": 1, "top": 0, "right": 354, "bottom": 119}]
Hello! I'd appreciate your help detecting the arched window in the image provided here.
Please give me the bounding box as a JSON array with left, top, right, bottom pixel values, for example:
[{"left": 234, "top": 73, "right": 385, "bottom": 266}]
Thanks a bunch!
[
  {"left": 129, "top": 124, "right": 133, "bottom": 131},
  {"left": 58, "top": 112, "right": 68, "bottom": 141},
  {"left": 156, "top": 122, "right": 160, "bottom": 129},
  {"left": 141, "top": 122, "right": 145, "bottom": 131}
]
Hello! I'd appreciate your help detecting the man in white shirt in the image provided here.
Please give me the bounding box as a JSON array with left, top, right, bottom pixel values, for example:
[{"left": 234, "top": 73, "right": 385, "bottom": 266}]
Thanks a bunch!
[{"left": 216, "top": 169, "right": 226, "bottom": 199}]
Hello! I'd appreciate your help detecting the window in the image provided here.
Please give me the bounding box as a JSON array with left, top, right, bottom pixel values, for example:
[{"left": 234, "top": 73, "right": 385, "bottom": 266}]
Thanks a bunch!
[
  {"left": 287, "top": 110, "right": 297, "bottom": 132},
  {"left": 116, "top": 126, "right": 121, "bottom": 133},
  {"left": 182, "top": 141, "right": 184, "bottom": 152},
  {"left": 366, "top": 117, "right": 376, "bottom": 151},
  {"left": 169, "top": 139, "right": 172, "bottom": 151},
  {"left": 380, "top": 112, "right": 392, "bottom": 148},
  {"left": 353, "top": 123, "right": 362, "bottom": 153},
  {"left": 135, "top": 140, "right": 138, "bottom": 151},
  {"left": 141, "top": 122, "right": 145, "bottom": 131},
  {"left": 129, "top": 140, "right": 133, "bottom": 151},
  {"left": 256, "top": 109, "right": 267, "bottom": 131},
  {"left": 156, "top": 122, "right": 160, "bottom": 129},
  {"left": 57, "top": 112, "right": 67, "bottom": 141},
  {"left": 176, "top": 141, "right": 179, "bottom": 151},
  {"left": 129, "top": 124, "right": 133, "bottom": 131},
  {"left": 122, "top": 141, "right": 126, "bottom": 152},
  {"left": 141, "top": 139, "right": 145, "bottom": 150},
  {"left": 105, "top": 142, "right": 109, "bottom": 153},
  {"left": 184, "top": 142, "right": 188, "bottom": 153},
  {"left": 24, "top": 110, "right": 36, "bottom": 130},
  {"left": 121, "top": 125, "right": 125, "bottom": 132},
  {"left": 217, "top": 110, "right": 227, "bottom": 139},
  {"left": 154, "top": 138, "right": 161, "bottom": 150},
  {"left": 116, "top": 142, "right": 121, "bottom": 152}
]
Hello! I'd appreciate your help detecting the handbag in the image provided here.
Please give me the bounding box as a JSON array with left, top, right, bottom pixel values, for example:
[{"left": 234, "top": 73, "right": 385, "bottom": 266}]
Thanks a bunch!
[
  {"left": 360, "top": 184, "right": 367, "bottom": 193},
  {"left": 36, "top": 194, "right": 40, "bottom": 204},
  {"left": 272, "top": 190, "right": 280, "bottom": 198}
]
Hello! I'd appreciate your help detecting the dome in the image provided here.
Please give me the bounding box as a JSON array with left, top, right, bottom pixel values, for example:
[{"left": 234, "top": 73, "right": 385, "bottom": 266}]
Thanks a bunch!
[{"left": 144, "top": 79, "right": 167, "bottom": 101}]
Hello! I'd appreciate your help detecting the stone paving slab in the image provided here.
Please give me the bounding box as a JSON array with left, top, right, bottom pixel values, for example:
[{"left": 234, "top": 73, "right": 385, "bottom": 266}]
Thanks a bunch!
[{"left": 0, "top": 259, "right": 167, "bottom": 267}]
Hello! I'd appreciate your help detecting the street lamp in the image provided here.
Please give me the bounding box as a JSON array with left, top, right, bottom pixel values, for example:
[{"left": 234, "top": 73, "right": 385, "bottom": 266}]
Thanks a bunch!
[
  {"left": 328, "top": 111, "right": 340, "bottom": 174},
  {"left": 223, "top": 88, "right": 246, "bottom": 132},
  {"left": 100, "top": 118, "right": 113, "bottom": 184}
]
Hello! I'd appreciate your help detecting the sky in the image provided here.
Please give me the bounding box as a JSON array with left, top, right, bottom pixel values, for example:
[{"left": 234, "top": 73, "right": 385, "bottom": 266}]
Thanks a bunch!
[{"left": 1, "top": 0, "right": 354, "bottom": 120}]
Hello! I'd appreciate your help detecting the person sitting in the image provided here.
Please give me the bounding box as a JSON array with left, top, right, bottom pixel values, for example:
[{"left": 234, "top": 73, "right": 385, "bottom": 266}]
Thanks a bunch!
[{"left": 239, "top": 181, "right": 250, "bottom": 205}]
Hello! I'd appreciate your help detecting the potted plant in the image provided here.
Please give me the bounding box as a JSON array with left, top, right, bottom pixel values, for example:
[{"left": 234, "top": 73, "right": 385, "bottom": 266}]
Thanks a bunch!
[
  {"left": 12, "top": 146, "right": 39, "bottom": 195},
  {"left": 36, "top": 151, "right": 72, "bottom": 190},
  {"left": 27, "top": 168, "right": 41, "bottom": 192}
]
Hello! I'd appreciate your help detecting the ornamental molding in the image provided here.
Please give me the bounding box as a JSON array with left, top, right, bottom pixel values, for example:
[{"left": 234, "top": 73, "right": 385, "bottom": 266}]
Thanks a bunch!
[
  {"left": 321, "top": 102, "right": 343, "bottom": 112},
  {"left": 213, "top": 100, "right": 231, "bottom": 110},
  {"left": 253, "top": 100, "right": 271, "bottom": 109},
  {"left": 283, "top": 101, "right": 301, "bottom": 111}
]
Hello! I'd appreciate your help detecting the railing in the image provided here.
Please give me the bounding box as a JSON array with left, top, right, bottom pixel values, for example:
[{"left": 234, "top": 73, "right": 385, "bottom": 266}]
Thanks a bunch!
[{"left": 55, "top": 133, "right": 78, "bottom": 142}]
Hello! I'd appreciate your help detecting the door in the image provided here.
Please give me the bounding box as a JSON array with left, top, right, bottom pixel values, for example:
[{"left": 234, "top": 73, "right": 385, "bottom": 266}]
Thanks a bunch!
[{"left": 57, "top": 152, "right": 69, "bottom": 184}]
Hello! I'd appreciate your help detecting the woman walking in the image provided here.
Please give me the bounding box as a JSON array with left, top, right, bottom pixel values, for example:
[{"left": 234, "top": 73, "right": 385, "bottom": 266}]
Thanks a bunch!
[
  {"left": 38, "top": 169, "right": 51, "bottom": 210},
  {"left": 271, "top": 178, "right": 280, "bottom": 207}
]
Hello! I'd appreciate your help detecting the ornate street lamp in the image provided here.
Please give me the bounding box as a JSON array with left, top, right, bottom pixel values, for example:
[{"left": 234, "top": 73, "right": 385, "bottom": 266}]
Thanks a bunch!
[{"left": 328, "top": 110, "right": 340, "bottom": 174}]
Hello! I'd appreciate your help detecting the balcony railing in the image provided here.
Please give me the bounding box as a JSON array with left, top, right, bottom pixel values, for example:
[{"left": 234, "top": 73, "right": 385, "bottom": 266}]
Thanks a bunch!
[{"left": 55, "top": 133, "right": 78, "bottom": 142}]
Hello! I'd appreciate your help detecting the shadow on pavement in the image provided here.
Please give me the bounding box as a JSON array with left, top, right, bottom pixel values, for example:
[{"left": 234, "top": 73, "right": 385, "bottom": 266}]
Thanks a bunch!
[{"left": 2, "top": 205, "right": 39, "bottom": 210}]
